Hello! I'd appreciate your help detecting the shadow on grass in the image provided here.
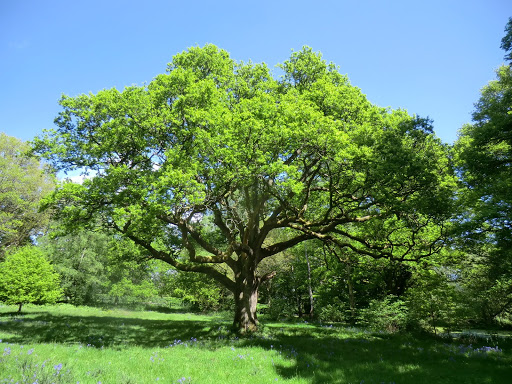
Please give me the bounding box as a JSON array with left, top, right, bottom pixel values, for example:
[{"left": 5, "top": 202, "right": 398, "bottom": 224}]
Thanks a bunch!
[
  {"left": 1, "top": 308, "right": 511, "bottom": 383},
  {"left": 0, "top": 312, "right": 234, "bottom": 348},
  {"left": 237, "top": 328, "right": 512, "bottom": 384}
]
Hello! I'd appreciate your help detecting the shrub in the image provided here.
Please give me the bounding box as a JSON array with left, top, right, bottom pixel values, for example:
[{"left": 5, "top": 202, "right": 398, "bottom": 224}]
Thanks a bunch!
[
  {"left": 266, "top": 297, "right": 297, "bottom": 321},
  {"left": 318, "top": 299, "right": 349, "bottom": 323},
  {"left": 359, "top": 295, "right": 409, "bottom": 333}
]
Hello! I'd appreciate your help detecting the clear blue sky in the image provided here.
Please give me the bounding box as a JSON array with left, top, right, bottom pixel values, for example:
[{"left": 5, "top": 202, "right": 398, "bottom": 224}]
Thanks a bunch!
[{"left": 0, "top": 0, "right": 509, "bottom": 144}]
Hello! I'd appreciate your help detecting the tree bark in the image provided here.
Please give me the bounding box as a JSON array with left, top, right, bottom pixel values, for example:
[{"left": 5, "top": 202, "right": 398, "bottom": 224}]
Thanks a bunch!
[
  {"left": 347, "top": 262, "right": 356, "bottom": 322},
  {"left": 233, "top": 276, "right": 259, "bottom": 333},
  {"left": 305, "top": 245, "right": 314, "bottom": 318}
]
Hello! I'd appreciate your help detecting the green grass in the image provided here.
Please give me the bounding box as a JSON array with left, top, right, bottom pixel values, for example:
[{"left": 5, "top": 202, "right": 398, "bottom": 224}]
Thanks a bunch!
[{"left": 1, "top": 304, "right": 511, "bottom": 383}]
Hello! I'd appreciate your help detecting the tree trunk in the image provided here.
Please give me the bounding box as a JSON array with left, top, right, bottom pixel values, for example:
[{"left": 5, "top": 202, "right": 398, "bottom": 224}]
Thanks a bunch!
[
  {"left": 347, "top": 263, "right": 356, "bottom": 323},
  {"left": 18, "top": 303, "right": 23, "bottom": 313},
  {"left": 233, "top": 271, "right": 260, "bottom": 333},
  {"left": 233, "top": 284, "right": 259, "bottom": 333},
  {"left": 305, "top": 245, "right": 314, "bottom": 318}
]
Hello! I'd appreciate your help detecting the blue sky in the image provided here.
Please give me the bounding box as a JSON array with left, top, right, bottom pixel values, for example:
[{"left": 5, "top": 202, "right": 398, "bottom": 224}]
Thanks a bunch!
[{"left": 0, "top": 0, "right": 509, "bottom": 144}]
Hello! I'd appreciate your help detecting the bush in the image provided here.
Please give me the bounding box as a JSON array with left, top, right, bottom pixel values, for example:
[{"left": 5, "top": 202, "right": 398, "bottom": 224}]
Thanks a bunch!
[
  {"left": 359, "top": 296, "right": 409, "bottom": 333},
  {"left": 318, "top": 299, "right": 350, "bottom": 323},
  {"left": 266, "top": 297, "right": 297, "bottom": 321}
]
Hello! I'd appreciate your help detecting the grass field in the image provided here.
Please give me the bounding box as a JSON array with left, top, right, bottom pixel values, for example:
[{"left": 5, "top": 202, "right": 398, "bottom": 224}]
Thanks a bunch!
[{"left": 1, "top": 304, "right": 511, "bottom": 383}]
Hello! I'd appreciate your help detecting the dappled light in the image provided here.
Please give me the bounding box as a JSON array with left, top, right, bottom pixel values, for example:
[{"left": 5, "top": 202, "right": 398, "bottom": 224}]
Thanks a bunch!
[{"left": 1, "top": 305, "right": 511, "bottom": 383}]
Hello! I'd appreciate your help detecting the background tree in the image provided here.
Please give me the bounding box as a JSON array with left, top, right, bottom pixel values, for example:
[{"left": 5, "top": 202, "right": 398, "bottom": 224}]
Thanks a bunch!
[
  {"left": 454, "top": 18, "right": 512, "bottom": 324},
  {"left": 0, "top": 133, "right": 54, "bottom": 257},
  {"left": 39, "top": 229, "right": 111, "bottom": 305},
  {"left": 500, "top": 17, "right": 512, "bottom": 64},
  {"left": 157, "top": 268, "right": 230, "bottom": 312},
  {"left": 40, "top": 228, "right": 160, "bottom": 307},
  {"left": 0, "top": 246, "right": 62, "bottom": 312},
  {"left": 34, "top": 45, "right": 456, "bottom": 332},
  {"left": 259, "top": 243, "right": 321, "bottom": 320},
  {"left": 405, "top": 267, "right": 462, "bottom": 333},
  {"left": 457, "top": 246, "right": 512, "bottom": 324},
  {"left": 105, "top": 236, "right": 159, "bottom": 307},
  {"left": 312, "top": 243, "right": 415, "bottom": 324},
  {"left": 455, "top": 64, "right": 512, "bottom": 250}
]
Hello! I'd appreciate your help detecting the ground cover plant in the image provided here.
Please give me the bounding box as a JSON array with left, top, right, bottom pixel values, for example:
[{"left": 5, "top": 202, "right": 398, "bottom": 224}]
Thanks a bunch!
[{"left": 1, "top": 304, "right": 511, "bottom": 384}]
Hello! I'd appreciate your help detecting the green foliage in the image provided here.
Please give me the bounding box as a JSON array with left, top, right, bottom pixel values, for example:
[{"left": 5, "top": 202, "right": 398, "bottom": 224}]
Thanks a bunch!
[
  {"left": 159, "top": 269, "right": 229, "bottom": 312},
  {"left": 104, "top": 237, "right": 159, "bottom": 306},
  {"left": 266, "top": 297, "right": 298, "bottom": 321},
  {"left": 501, "top": 17, "right": 512, "bottom": 63},
  {"left": 477, "top": 278, "right": 512, "bottom": 323},
  {"left": 359, "top": 296, "right": 409, "bottom": 333},
  {"left": 317, "top": 299, "right": 349, "bottom": 323},
  {"left": 455, "top": 64, "right": 512, "bottom": 211},
  {"left": 108, "top": 277, "right": 157, "bottom": 305},
  {"left": 453, "top": 20, "right": 512, "bottom": 325},
  {"left": 458, "top": 250, "right": 512, "bottom": 324},
  {"left": 258, "top": 240, "right": 322, "bottom": 319},
  {"left": 454, "top": 19, "right": 512, "bottom": 254},
  {"left": 0, "top": 246, "right": 62, "bottom": 311},
  {"left": 40, "top": 228, "right": 160, "bottom": 307},
  {"left": 39, "top": 230, "right": 111, "bottom": 305},
  {"left": 312, "top": 244, "right": 416, "bottom": 324},
  {"left": 258, "top": 252, "right": 298, "bottom": 320},
  {"left": 405, "top": 269, "right": 464, "bottom": 333},
  {"left": 0, "top": 133, "right": 54, "bottom": 257},
  {"left": 33, "top": 45, "right": 456, "bottom": 330}
]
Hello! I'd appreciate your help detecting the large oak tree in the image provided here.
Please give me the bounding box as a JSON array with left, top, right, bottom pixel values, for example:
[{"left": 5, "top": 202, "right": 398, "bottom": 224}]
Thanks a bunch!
[{"left": 34, "top": 45, "right": 455, "bottom": 331}]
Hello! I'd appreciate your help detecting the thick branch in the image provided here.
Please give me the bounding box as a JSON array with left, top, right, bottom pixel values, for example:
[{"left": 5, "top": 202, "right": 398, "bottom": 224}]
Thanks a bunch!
[
  {"left": 259, "top": 270, "right": 277, "bottom": 283},
  {"left": 260, "top": 233, "right": 313, "bottom": 259},
  {"left": 184, "top": 222, "right": 234, "bottom": 263},
  {"left": 111, "top": 221, "right": 236, "bottom": 291}
]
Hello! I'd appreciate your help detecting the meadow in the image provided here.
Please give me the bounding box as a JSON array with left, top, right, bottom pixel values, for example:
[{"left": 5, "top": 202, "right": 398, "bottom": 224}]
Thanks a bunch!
[{"left": 1, "top": 304, "right": 511, "bottom": 384}]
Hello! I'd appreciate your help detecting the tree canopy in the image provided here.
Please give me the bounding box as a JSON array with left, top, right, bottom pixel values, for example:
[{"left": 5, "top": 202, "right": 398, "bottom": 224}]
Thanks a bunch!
[
  {"left": 453, "top": 21, "right": 512, "bottom": 322},
  {"left": 0, "top": 246, "right": 62, "bottom": 312},
  {"left": 34, "top": 45, "right": 456, "bottom": 331},
  {"left": 501, "top": 17, "right": 512, "bottom": 64},
  {"left": 454, "top": 16, "right": 512, "bottom": 256},
  {"left": 455, "top": 64, "right": 512, "bottom": 245},
  {"left": 0, "top": 133, "right": 55, "bottom": 257}
]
